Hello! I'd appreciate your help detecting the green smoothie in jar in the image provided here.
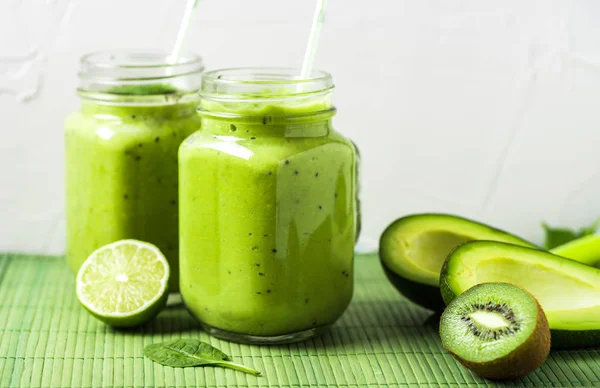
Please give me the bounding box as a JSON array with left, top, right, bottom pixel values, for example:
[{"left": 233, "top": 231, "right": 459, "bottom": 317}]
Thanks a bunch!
[
  {"left": 179, "top": 68, "right": 356, "bottom": 344},
  {"left": 64, "top": 51, "right": 204, "bottom": 292}
]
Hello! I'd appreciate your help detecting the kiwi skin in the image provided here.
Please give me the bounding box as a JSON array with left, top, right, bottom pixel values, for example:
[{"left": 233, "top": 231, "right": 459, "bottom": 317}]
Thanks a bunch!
[{"left": 440, "top": 283, "right": 551, "bottom": 380}]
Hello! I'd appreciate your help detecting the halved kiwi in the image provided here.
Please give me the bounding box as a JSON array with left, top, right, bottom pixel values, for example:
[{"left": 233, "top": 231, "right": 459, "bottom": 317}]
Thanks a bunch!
[{"left": 440, "top": 282, "right": 550, "bottom": 380}]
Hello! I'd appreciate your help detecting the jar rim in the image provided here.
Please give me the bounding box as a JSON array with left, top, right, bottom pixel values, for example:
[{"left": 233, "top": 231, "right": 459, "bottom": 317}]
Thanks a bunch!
[
  {"left": 80, "top": 50, "right": 203, "bottom": 73},
  {"left": 78, "top": 50, "right": 204, "bottom": 85},
  {"left": 77, "top": 50, "right": 204, "bottom": 104},
  {"left": 201, "top": 67, "right": 333, "bottom": 100},
  {"left": 203, "top": 67, "right": 331, "bottom": 85}
]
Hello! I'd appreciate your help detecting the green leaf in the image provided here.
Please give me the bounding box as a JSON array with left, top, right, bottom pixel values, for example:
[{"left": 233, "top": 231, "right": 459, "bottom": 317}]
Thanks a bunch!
[
  {"left": 542, "top": 219, "right": 600, "bottom": 249},
  {"left": 144, "top": 339, "right": 261, "bottom": 376}
]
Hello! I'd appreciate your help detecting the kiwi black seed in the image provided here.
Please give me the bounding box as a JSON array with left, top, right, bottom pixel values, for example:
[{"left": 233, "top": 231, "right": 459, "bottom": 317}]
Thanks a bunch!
[{"left": 439, "top": 282, "right": 551, "bottom": 380}]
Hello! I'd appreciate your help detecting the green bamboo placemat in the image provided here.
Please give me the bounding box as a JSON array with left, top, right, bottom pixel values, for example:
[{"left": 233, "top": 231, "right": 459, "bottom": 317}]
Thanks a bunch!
[{"left": 0, "top": 253, "right": 598, "bottom": 388}]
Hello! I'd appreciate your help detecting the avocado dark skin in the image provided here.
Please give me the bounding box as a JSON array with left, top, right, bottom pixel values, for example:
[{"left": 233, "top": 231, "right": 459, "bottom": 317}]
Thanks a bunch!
[{"left": 381, "top": 259, "right": 446, "bottom": 311}]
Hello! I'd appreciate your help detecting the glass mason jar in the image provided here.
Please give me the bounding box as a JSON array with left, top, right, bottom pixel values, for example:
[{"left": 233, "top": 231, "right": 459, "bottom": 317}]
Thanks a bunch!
[
  {"left": 179, "top": 68, "right": 357, "bottom": 344},
  {"left": 64, "top": 50, "right": 204, "bottom": 292}
]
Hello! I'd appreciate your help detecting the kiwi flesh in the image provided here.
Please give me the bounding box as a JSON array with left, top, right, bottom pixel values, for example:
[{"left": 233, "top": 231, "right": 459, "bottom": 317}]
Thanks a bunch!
[{"left": 439, "top": 282, "right": 550, "bottom": 380}]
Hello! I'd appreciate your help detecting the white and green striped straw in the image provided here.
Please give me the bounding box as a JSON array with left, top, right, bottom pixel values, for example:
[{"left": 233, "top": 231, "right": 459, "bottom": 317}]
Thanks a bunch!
[
  {"left": 170, "top": 0, "right": 201, "bottom": 64},
  {"left": 300, "top": 0, "right": 328, "bottom": 79}
]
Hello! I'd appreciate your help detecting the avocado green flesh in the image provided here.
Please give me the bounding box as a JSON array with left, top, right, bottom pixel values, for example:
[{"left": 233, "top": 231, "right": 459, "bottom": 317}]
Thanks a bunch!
[
  {"left": 440, "top": 283, "right": 538, "bottom": 363},
  {"left": 407, "top": 231, "right": 470, "bottom": 276},
  {"left": 442, "top": 242, "right": 600, "bottom": 333},
  {"left": 474, "top": 258, "right": 600, "bottom": 313}
]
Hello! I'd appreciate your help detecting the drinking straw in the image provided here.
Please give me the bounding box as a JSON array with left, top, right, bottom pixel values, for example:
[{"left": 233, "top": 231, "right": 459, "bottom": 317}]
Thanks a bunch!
[
  {"left": 300, "top": 0, "right": 328, "bottom": 79},
  {"left": 170, "top": 0, "right": 200, "bottom": 64}
]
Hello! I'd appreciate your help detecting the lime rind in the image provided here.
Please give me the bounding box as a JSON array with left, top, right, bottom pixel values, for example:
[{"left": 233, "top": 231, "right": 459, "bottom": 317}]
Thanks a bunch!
[{"left": 76, "top": 239, "right": 170, "bottom": 327}]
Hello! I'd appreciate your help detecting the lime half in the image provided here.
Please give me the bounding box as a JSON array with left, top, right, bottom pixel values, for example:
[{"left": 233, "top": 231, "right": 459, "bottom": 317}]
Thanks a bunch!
[{"left": 76, "top": 239, "right": 170, "bottom": 327}]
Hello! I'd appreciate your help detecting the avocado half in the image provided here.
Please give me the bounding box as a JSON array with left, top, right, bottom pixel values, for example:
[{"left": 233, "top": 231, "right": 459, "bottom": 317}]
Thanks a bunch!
[
  {"left": 440, "top": 241, "right": 600, "bottom": 349},
  {"left": 379, "top": 214, "right": 536, "bottom": 311}
]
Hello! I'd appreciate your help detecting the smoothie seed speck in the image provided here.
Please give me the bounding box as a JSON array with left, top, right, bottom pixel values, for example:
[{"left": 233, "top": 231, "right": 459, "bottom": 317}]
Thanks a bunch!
[
  {"left": 318, "top": 205, "right": 323, "bottom": 210},
  {"left": 170, "top": 200, "right": 177, "bottom": 205},
  {"left": 230, "top": 124, "right": 237, "bottom": 132},
  {"left": 305, "top": 298, "right": 309, "bottom": 304},
  {"left": 334, "top": 193, "right": 338, "bottom": 199},
  {"left": 267, "top": 171, "right": 272, "bottom": 176},
  {"left": 294, "top": 170, "right": 299, "bottom": 175},
  {"left": 255, "top": 263, "right": 260, "bottom": 267},
  {"left": 135, "top": 156, "right": 141, "bottom": 161},
  {"left": 251, "top": 137, "right": 256, "bottom": 140},
  {"left": 315, "top": 172, "right": 319, "bottom": 177},
  {"left": 155, "top": 137, "right": 160, "bottom": 142},
  {"left": 252, "top": 246, "right": 258, "bottom": 251},
  {"left": 228, "top": 270, "right": 231, "bottom": 274},
  {"left": 262, "top": 116, "right": 267, "bottom": 125},
  {"left": 204, "top": 307, "right": 209, "bottom": 312},
  {"left": 258, "top": 272, "right": 265, "bottom": 276},
  {"left": 285, "top": 160, "right": 290, "bottom": 165},
  {"left": 256, "top": 292, "right": 262, "bottom": 295},
  {"left": 123, "top": 194, "right": 129, "bottom": 199},
  {"left": 138, "top": 143, "right": 143, "bottom": 148},
  {"left": 131, "top": 115, "right": 136, "bottom": 119},
  {"left": 267, "top": 289, "right": 271, "bottom": 293},
  {"left": 272, "top": 249, "right": 277, "bottom": 253}
]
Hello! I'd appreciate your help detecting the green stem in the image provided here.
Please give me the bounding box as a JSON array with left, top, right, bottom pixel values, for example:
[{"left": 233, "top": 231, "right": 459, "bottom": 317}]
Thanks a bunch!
[{"left": 217, "top": 361, "right": 262, "bottom": 376}]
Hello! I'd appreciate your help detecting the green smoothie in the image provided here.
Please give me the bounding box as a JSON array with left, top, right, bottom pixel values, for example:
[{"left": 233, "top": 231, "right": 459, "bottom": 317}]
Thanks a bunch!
[
  {"left": 179, "top": 71, "right": 356, "bottom": 341},
  {"left": 65, "top": 88, "right": 201, "bottom": 292}
]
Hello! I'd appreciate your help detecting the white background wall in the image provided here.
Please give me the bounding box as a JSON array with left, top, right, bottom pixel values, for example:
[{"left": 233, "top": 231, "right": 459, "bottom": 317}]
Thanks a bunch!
[{"left": 2, "top": 0, "right": 600, "bottom": 254}]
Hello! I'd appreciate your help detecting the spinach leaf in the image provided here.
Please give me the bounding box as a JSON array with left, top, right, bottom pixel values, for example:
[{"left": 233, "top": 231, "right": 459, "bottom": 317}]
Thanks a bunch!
[
  {"left": 542, "top": 219, "right": 599, "bottom": 249},
  {"left": 144, "top": 339, "right": 261, "bottom": 376}
]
